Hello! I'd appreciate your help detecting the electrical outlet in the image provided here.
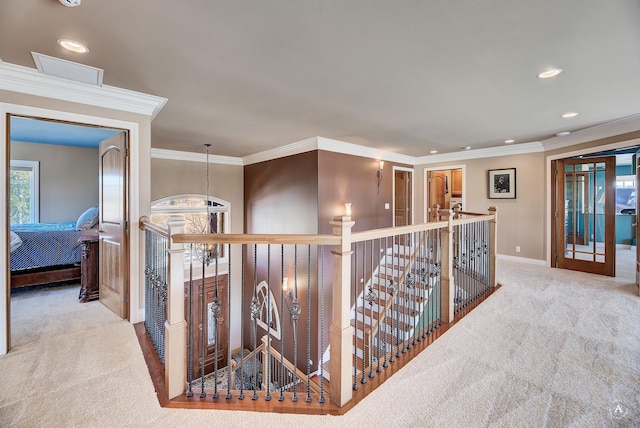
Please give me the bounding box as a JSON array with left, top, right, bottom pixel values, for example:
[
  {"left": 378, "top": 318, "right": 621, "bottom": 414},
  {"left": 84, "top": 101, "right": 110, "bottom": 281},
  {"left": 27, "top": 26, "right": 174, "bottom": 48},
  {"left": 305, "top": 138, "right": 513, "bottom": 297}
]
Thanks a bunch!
[
  {"left": 384, "top": 203, "right": 390, "bottom": 209},
  {"left": 515, "top": 246, "right": 521, "bottom": 253}
]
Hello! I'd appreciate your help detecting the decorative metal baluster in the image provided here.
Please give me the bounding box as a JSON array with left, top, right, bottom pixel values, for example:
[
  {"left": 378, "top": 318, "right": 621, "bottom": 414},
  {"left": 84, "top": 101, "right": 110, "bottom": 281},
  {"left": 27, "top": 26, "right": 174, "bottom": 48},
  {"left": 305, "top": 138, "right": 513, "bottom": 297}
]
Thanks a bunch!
[
  {"left": 383, "top": 236, "right": 390, "bottom": 367},
  {"left": 291, "top": 246, "right": 301, "bottom": 402},
  {"left": 385, "top": 236, "right": 397, "bottom": 363},
  {"left": 265, "top": 244, "right": 272, "bottom": 401},
  {"left": 306, "top": 245, "right": 312, "bottom": 403},
  {"left": 353, "top": 243, "right": 359, "bottom": 390},
  {"left": 402, "top": 233, "right": 409, "bottom": 354},
  {"left": 239, "top": 245, "right": 246, "bottom": 400},
  {"left": 279, "top": 245, "right": 285, "bottom": 402},
  {"left": 212, "top": 254, "right": 221, "bottom": 399},
  {"left": 226, "top": 245, "right": 232, "bottom": 399},
  {"left": 250, "top": 245, "right": 259, "bottom": 400},
  {"left": 376, "top": 237, "right": 382, "bottom": 373},
  {"left": 361, "top": 240, "right": 367, "bottom": 385},
  {"left": 319, "top": 245, "right": 326, "bottom": 404},
  {"left": 393, "top": 239, "right": 402, "bottom": 358},
  {"left": 200, "top": 246, "right": 207, "bottom": 398},
  {"left": 367, "top": 239, "right": 375, "bottom": 379},
  {"left": 187, "top": 243, "right": 194, "bottom": 397}
]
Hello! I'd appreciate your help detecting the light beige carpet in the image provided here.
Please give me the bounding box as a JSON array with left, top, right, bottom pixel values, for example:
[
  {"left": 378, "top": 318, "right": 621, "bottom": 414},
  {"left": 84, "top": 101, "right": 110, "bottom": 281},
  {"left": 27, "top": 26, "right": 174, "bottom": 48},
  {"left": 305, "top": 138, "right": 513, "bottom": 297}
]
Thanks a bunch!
[{"left": 1, "top": 260, "right": 638, "bottom": 427}]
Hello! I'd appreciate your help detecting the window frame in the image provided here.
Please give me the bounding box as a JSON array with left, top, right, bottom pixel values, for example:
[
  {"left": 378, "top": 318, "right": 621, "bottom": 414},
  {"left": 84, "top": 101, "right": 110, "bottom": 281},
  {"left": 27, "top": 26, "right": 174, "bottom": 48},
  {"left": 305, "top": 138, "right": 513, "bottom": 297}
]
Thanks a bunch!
[
  {"left": 10, "top": 160, "right": 40, "bottom": 224},
  {"left": 150, "top": 194, "right": 231, "bottom": 266}
]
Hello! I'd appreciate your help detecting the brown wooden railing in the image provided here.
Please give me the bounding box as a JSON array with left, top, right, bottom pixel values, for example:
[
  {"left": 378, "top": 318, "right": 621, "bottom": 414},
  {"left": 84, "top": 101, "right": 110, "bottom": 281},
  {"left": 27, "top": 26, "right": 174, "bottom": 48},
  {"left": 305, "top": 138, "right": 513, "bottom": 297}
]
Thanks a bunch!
[{"left": 139, "top": 206, "right": 498, "bottom": 413}]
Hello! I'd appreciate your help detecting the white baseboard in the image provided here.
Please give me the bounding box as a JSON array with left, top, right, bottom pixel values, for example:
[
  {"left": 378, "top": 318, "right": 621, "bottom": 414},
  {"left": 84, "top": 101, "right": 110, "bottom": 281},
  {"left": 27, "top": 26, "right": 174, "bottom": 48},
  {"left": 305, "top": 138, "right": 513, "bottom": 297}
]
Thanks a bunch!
[
  {"left": 131, "top": 308, "right": 145, "bottom": 324},
  {"left": 497, "top": 254, "right": 547, "bottom": 266}
]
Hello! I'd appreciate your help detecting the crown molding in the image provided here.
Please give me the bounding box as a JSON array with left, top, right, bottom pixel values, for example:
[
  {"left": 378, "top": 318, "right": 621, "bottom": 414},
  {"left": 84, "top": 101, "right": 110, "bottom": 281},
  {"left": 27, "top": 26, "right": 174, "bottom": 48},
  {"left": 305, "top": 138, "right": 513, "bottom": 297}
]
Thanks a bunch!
[
  {"left": 316, "top": 137, "right": 415, "bottom": 165},
  {"left": 541, "top": 113, "right": 640, "bottom": 151},
  {"left": 0, "top": 60, "right": 167, "bottom": 119},
  {"left": 151, "top": 148, "right": 243, "bottom": 165},
  {"left": 415, "top": 141, "right": 544, "bottom": 165},
  {"left": 241, "top": 137, "right": 319, "bottom": 165}
]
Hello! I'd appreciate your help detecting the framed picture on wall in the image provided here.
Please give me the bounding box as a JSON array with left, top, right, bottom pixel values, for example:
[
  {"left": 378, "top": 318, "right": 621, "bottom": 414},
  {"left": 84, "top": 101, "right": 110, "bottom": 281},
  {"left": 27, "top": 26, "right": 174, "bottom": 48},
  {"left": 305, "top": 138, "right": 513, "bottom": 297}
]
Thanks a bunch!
[{"left": 488, "top": 168, "right": 516, "bottom": 199}]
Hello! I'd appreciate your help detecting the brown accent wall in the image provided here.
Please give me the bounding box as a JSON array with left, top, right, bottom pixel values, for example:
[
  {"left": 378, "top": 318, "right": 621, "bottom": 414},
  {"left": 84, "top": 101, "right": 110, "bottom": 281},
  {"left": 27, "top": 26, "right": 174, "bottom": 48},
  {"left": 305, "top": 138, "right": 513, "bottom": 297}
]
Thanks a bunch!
[
  {"left": 243, "top": 150, "right": 411, "bottom": 370},
  {"left": 317, "top": 150, "right": 403, "bottom": 234},
  {"left": 243, "top": 151, "right": 319, "bottom": 367}
]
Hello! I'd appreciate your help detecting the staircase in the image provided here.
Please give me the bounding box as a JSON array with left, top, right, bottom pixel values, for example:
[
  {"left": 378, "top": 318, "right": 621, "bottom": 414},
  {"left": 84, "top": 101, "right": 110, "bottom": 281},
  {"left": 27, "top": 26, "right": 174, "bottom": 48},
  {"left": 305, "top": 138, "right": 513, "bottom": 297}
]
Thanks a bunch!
[{"left": 322, "top": 236, "right": 440, "bottom": 379}]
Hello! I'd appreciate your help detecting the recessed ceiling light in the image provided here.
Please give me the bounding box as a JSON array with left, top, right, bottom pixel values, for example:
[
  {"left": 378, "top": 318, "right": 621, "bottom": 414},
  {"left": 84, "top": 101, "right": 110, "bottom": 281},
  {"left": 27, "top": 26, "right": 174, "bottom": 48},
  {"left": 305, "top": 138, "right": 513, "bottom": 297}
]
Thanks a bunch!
[
  {"left": 430, "top": 150, "right": 438, "bottom": 154},
  {"left": 555, "top": 131, "right": 571, "bottom": 137},
  {"left": 537, "top": 68, "right": 563, "bottom": 79},
  {"left": 562, "top": 112, "right": 579, "bottom": 118},
  {"left": 463, "top": 146, "right": 471, "bottom": 151},
  {"left": 59, "top": 0, "right": 81, "bottom": 6},
  {"left": 504, "top": 139, "right": 515, "bottom": 144},
  {"left": 57, "top": 39, "right": 89, "bottom": 54}
]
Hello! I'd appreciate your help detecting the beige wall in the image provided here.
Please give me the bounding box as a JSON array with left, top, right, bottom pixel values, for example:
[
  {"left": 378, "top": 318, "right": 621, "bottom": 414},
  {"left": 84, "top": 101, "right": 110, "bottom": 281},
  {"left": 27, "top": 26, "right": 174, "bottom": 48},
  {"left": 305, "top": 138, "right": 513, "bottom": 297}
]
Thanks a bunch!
[
  {"left": 150, "top": 158, "right": 244, "bottom": 234},
  {"left": 10, "top": 141, "right": 98, "bottom": 223},
  {"left": 416, "top": 152, "right": 546, "bottom": 261}
]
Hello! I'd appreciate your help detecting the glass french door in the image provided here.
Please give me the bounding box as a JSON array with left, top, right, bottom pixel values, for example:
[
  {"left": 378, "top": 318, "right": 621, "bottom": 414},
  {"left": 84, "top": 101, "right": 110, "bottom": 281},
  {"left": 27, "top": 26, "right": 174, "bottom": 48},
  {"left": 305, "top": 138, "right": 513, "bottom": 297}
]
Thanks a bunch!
[{"left": 557, "top": 156, "right": 616, "bottom": 276}]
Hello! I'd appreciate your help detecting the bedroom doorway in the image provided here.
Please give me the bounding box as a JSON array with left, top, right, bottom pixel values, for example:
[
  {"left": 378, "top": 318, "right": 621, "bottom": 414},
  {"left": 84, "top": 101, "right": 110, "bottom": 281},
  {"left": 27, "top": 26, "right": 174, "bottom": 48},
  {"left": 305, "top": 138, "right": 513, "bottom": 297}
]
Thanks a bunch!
[{"left": 7, "top": 115, "right": 130, "bottom": 326}]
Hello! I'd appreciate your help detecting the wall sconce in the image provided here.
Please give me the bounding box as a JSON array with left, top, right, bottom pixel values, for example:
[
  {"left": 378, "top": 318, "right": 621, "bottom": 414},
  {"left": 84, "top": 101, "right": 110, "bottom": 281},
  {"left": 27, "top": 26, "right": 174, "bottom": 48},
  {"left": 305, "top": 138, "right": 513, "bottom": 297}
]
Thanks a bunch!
[
  {"left": 377, "top": 160, "right": 384, "bottom": 194},
  {"left": 282, "top": 277, "right": 291, "bottom": 300},
  {"left": 344, "top": 202, "right": 352, "bottom": 216}
]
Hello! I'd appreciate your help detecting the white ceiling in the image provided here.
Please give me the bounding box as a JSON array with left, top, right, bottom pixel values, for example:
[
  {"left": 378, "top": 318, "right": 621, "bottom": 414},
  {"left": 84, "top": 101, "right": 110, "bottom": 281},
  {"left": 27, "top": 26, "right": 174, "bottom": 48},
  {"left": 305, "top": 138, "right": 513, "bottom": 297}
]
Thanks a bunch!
[{"left": 1, "top": 0, "right": 640, "bottom": 158}]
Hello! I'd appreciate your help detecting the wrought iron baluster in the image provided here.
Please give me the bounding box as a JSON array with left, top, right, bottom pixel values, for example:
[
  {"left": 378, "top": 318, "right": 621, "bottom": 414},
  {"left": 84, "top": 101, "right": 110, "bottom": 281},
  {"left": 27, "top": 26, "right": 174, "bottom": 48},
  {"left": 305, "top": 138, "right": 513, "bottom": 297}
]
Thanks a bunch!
[
  {"left": 291, "top": 245, "right": 301, "bottom": 402},
  {"left": 306, "top": 244, "right": 312, "bottom": 402},
  {"left": 319, "top": 245, "right": 326, "bottom": 404},
  {"left": 250, "top": 245, "right": 259, "bottom": 400},
  {"left": 200, "top": 246, "right": 206, "bottom": 398},
  {"left": 265, "top": 245, "right": 272, "bottom": 401},
  {"left": 239, "top": 244, "right": 246, "bottom": 400},
  {"left": 279, "top": 245, "right": 285, "bottom": 402}
]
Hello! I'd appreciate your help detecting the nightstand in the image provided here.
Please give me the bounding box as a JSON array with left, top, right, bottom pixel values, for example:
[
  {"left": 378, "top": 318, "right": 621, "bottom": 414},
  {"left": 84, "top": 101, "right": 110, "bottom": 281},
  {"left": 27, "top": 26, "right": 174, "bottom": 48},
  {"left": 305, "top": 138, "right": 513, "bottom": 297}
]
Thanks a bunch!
[{"left": 78, "top": 237, "right": 99, "bottom": 302}]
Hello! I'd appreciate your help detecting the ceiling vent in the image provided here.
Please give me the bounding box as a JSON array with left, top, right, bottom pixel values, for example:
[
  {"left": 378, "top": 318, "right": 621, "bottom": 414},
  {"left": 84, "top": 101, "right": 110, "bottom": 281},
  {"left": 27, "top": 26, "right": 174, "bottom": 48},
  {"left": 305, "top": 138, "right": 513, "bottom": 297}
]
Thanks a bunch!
[
  {"left": 32, "top": 52, "right": 103, "bottom": 86},
  {"left": 59, "top": 0, "right": 81, "bottom": 6}
]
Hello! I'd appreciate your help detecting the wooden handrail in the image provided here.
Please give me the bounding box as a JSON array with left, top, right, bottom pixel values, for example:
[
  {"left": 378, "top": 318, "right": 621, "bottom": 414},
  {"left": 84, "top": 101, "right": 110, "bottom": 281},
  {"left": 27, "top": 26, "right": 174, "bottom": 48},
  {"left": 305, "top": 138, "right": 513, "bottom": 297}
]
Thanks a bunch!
[
  {"left": 351, "top": 221, "right": 447, "bottom": 242},
  {"left": 173, "top": 233, "right": 340, "bottom": 246},
  {"left": 139, "top": 215, "right": 169, "bottom": 237}
]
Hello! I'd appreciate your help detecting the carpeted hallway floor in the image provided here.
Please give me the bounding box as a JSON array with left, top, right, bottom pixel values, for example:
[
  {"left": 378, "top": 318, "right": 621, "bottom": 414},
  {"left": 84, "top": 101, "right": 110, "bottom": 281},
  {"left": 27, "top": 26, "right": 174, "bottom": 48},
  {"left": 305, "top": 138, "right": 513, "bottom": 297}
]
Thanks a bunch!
[{"left": 1, "top": 260, "right": 638, "bottom": 427}]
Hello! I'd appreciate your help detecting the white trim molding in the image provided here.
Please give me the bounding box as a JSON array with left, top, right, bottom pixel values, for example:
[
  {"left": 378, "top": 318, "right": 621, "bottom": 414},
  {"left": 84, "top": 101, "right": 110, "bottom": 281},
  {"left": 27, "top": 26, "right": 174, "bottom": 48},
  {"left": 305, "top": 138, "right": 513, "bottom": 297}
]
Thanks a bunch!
[
  {"left": 152, "top": 148, "right": 243, "bottom": 166},
  {"left": 415, "top": 141, "right": 544, "bottom": 165},
  {"left": 0, "top": 60, "right": 167, "bottom": 120},
  {"left": 497, "top": 254, "right": 547, "bottom": 266}
]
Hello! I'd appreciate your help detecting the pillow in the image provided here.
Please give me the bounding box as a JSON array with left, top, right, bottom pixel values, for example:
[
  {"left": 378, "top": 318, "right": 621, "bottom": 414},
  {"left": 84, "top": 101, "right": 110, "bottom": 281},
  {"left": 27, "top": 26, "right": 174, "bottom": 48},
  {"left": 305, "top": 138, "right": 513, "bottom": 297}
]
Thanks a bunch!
[
  {"left": 76, "top": 206, "right": 100, "bottom": 231},
  {"left": 9, "top": 231, "right": 22, "bottom": 252}
]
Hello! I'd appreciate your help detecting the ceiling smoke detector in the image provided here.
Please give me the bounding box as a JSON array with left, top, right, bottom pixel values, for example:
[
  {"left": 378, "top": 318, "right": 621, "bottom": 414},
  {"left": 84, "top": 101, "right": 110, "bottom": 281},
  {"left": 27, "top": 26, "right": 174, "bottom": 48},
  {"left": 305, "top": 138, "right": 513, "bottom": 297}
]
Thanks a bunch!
[{"left": 59, "top": 0, "right": 81, "bottom": 7}]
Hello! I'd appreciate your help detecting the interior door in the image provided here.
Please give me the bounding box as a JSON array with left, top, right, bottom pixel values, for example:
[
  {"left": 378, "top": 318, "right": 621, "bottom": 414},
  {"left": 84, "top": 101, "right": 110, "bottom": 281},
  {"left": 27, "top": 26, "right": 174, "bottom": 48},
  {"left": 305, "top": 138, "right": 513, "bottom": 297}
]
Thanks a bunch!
[
  {"left": 428, "top": 171, "right": 447, "bottom": 221},
  {"left": 394, "top": 169, "right": 412, "bottom": 226},
  {"left": 557, "top": 156, "right": 616, "bottom": 276},
  {"left": 99, "top": 132, "right": 129, "bottom": 318},
  {"left": 636, "top": 149, "right": 639, "bottom": 290}
]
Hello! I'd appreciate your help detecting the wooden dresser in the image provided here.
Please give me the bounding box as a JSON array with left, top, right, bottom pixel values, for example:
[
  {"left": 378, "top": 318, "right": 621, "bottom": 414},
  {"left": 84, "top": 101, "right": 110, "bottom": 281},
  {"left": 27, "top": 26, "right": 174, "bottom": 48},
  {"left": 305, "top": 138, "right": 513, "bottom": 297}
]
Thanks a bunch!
[{"left": 78, "top": 237, "right": 99, "bottom": 302}]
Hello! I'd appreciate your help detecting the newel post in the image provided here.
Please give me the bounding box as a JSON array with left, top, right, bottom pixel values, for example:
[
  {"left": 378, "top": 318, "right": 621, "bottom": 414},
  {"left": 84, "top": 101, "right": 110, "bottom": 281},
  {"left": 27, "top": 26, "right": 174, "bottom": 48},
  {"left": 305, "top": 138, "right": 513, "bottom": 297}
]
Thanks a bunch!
[
  {"left": 489, "top": 206, "right": 498, "bottom": 288},
  {"left": 165, "top": 215, "right": 187, "bottom": 399},
  {"left": 329, "top": 215, "right": 355, "bottom": 407},
  {"left": 440, "top": 209, "right": 455, "bottom": 323}
]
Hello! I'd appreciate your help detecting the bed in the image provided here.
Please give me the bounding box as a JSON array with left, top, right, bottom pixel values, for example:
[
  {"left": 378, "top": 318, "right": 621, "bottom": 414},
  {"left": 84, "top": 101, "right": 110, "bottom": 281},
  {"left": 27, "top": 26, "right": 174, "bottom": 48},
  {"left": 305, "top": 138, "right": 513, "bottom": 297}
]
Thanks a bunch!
[{"left": 10, "top": 207, "right": 99, "bottom": 289}]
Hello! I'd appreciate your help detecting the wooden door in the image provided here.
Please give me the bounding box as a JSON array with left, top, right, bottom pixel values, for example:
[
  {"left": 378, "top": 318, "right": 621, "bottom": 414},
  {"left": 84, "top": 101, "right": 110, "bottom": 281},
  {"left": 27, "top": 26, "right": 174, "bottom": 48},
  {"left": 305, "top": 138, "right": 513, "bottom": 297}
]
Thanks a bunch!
[
  {"left": 185, "top": 274, "right": 228, "bottom": 379},
  {"left": 394, "top": 169, "right": 412, "bottom": 226},
  {"left": 557, "top": 156, "right": 616, "bottom": 276},
  {"left": 428, "top": 171, "right": 447, "bottom": 221},
  {"left": 99, "top": 132, "right": 129, "bottom": 318},
  {"left": 636, "top": 149, "right": 639, "bottom": 291}
]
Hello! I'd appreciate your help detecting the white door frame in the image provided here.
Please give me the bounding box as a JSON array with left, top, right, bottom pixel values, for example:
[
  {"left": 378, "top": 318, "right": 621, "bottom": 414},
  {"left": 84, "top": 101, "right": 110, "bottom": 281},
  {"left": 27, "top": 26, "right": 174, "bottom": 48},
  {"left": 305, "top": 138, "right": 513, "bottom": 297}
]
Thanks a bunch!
[
  {"left": 422, "top": 164, "right": 467, "bottom": 223},
  {"left": 1, "top": 103, "right": 142, "bottom": 355}
]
